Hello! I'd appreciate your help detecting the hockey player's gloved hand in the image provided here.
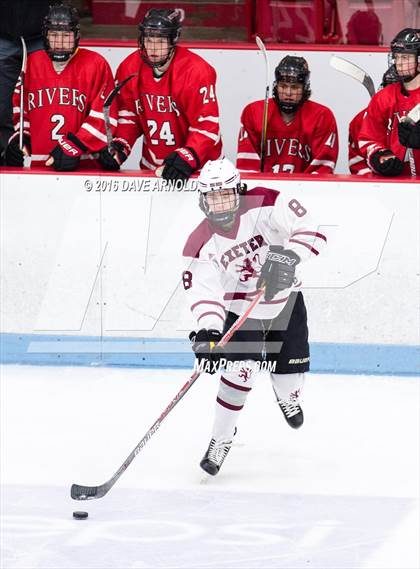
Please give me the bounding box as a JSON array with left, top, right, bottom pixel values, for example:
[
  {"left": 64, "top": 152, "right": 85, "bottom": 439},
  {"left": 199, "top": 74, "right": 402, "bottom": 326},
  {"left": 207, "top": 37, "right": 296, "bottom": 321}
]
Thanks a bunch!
[
  {"left": 369, "top": 150, "right": 404, "bottom": 177},
  {"left": 5, "top": 131, "right": 31, "bottom": 167},
  {"left": 47, "top": 133, "right": 87, "bottom": 171},
  {"left": 257, "top": 246, "right": 300, "bottom": 301},
  {"left": 98, "top": 138, "right": 130, "bottom": 171},
  {"left": 398, "top": 121, "right": 420, "bottom": 149},
  {"left": 162, "top": 147, "right": 199, "bottom": 182},
  {"left": 189, "top": 329, "right": 223, "bottom": 374}
]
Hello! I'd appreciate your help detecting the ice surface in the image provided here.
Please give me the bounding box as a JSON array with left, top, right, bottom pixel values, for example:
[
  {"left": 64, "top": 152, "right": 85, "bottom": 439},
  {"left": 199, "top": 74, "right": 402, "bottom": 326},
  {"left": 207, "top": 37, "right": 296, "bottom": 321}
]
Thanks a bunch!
[{"left": 1, "top": 365, "right": 418, "bottom": 569}]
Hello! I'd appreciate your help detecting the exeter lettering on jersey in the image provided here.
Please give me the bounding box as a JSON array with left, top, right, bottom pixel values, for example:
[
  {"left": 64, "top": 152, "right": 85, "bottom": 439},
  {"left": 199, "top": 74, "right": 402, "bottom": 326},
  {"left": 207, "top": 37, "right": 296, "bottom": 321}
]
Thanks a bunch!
[
  {"left": 135, "top": 94, "right": 180, "bottom": 117},
  {"left": 27, "top": 88, "right": 87, "bottom": 112},
  {"left": 220, "top": 234, "right": 267, "bottom": 269},
  {"left": 266, "top": 137, "right": 311, "bottom": 162}
]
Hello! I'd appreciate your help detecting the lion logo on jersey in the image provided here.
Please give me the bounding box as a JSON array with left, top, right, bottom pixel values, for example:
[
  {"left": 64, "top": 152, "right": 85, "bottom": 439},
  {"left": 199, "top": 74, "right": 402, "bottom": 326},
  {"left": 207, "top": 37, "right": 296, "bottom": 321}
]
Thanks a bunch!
[
  {"left": 236, "top": 254, "right": 262, "bottom": 282},
  {"left": 238, "top": 367, "right": 251, "bottom": 383}
]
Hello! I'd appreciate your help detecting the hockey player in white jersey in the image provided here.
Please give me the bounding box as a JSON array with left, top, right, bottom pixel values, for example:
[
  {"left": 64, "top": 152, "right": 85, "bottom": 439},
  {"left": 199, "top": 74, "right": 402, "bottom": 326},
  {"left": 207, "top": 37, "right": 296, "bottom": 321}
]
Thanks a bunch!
[{"left": 182, "top": 158, "right": 326, "bottom": 475}]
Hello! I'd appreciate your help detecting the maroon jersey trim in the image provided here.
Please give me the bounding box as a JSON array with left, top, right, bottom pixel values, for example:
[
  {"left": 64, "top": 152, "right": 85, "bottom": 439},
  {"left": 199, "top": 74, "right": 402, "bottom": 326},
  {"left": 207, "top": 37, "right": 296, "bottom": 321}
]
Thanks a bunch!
[
  {"left": 216, "top": 397, "right": 243, "bottom": 411},
  {"left": 289, "top": 238, "right": 320, "bottom": 255},
  {"left": 224, "top": 292, "right": 289, "bottom": 305},
  {"left": 291, "top": 230, "right": 327, "bottom": 242},
  {"left": 221, "top": 376, "right": 252, "bottom": 392},
  {"left": 191, "top": 300, "right": 225, "bottom": 312},
  {"left": 197, "top": 311, "right": 225, "bottom": 324}
]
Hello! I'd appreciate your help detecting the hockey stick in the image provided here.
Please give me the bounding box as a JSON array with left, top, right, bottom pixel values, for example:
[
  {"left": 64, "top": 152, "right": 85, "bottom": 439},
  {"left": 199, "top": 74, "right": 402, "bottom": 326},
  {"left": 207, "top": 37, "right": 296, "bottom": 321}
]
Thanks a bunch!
[
  {"left": 71, "top": 287, "right": 265, "bottom": 501},
  {"left": 329, "top": 55, "right": 375, "bottom": 98},
  {"left": 103, "top": 73, "right": 137, "bottom": 151},
  {"left": 256, "top": 36, "right": 270, "bottom": 172},
  {"left": 18, "top": 36, "right": 27, "bottom": 151}
]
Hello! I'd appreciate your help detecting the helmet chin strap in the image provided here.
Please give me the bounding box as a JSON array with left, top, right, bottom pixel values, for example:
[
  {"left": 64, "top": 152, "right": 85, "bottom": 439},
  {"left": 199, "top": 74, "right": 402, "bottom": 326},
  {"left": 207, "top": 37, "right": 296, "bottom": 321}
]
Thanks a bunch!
[
  {"left": 209, "top": 211, "right": 237, "bottom": 228},
  {"left": 402, "top": 64, "right": 420, "bottom": 82},
  {"left": 49, "top": 49, "right": 74, "bottom": 63},
  {"left": 278, "top": 101, "right": 300, "bottom": 114}
]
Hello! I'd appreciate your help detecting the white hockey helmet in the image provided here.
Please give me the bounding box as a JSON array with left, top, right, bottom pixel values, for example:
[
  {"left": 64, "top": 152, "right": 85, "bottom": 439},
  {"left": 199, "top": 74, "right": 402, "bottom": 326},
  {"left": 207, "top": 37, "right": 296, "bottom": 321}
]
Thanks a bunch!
[{"left": 198, "top": 158, "right": 247, "bottom": 227}]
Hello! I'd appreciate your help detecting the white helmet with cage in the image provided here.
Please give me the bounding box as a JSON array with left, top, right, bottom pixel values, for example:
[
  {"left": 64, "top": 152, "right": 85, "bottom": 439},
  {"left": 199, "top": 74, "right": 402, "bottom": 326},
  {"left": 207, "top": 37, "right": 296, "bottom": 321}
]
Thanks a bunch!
[{"left": 198, "top": 158, "right": 247, "bottom": 227}]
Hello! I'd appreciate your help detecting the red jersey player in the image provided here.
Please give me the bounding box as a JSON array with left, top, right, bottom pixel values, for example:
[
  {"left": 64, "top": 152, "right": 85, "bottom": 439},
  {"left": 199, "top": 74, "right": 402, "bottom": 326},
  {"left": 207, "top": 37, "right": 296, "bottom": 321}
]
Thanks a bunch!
[
  {"left": 236, "top": 56, "right": 338, "bottom": 175},
  {"left": 348, "top": 66, "right": 399, "bottom": 176},
  {"left": 182, "top": 158, "right": 326, "bottom": 475},
  {"left": 358, "top": 28, "right": 420, "bottom": 177},
  {"left": 99, "top": 9, "right": 223, "bottom": 182},
  {"left": 5, "top": 3, "right": 116, "bottom": 171}
]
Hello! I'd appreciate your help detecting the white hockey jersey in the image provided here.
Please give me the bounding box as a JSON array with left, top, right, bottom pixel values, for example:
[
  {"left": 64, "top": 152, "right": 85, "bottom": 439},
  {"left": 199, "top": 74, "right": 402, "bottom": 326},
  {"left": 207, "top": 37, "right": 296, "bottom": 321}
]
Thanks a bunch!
[{"left": 182, "top": 186, "right": 326, "bottom": 331}]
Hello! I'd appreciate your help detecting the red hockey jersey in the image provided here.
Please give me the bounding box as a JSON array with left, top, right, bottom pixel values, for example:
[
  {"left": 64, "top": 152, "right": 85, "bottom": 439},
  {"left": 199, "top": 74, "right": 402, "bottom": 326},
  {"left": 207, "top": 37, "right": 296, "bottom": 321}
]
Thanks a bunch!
[
  {"left": 114, "top": 46, "right": 223, "bottom": 170},
  {"left": 348, "top": 108, "right": 371, "bottom": 175},
  {"left": 12, "top": 48, "right": 117, "bottom": 169},
  {"left": 236, "top": 99, "right": 338, "bottom": 174},
  {"left": 358, "top": 82, "right": 420, "bottom": 175}
]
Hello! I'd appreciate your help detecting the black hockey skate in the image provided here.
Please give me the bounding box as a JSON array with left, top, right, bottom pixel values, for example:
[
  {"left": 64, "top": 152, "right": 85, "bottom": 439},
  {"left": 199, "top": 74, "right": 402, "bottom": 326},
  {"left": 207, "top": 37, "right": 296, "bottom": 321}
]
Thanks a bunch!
[
  {"left": 200, "top": 429, "right": 237, "bottom": 476},
  {"left": 275, "top": 391, "right": 304, "bottom": 429}
]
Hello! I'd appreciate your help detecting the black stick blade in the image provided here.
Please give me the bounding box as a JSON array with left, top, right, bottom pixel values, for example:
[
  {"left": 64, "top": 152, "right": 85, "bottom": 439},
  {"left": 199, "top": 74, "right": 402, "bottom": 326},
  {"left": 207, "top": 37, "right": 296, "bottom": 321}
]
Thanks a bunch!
[
  {"left": 103, "top": 74, "right": 136, "bottom": 109},
  {"left": 71, "top": 483, "right": 108, "bottom": 500}
]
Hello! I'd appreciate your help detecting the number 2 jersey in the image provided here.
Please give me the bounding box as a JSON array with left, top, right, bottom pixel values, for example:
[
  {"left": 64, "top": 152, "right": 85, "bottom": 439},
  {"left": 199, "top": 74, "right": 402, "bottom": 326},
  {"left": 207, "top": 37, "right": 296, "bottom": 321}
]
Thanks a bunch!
[
  {"left": 114, "top": 46, "right": 223, "bottom": 170},
  {"left": 236, "top": 99, "right": 338, "bottom": 174},
  {"left": 12, "top": 48, "right": 117, "bottom": 168},
  {"left": 182, "top": 187, "right": 327, "bottom": 331}
]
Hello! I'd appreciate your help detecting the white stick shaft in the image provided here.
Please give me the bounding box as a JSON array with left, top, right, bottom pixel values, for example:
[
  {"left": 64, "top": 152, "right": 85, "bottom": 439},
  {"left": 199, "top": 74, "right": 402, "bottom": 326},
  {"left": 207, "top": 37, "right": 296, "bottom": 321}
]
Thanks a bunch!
[{"left": 255, "top": 36, "right": 270, "bottom": 172}]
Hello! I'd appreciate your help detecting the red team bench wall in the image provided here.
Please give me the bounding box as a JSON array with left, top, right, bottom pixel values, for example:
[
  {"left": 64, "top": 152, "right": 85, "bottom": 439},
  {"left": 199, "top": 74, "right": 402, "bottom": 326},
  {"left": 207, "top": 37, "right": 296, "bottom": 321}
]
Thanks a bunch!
[{"left": 1, "top": 169, "right": 418, "bottom": 376}]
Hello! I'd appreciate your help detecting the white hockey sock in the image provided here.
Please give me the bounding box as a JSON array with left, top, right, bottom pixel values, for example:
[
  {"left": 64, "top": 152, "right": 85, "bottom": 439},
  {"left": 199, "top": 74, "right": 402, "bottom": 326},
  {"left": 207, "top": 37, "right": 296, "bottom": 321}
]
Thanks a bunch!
[
  {"left": 270, "top": 372, "right": 305, "bottom": 402},
  {"left": 212, "top": 360, "right": 256, "bottom": 442}
]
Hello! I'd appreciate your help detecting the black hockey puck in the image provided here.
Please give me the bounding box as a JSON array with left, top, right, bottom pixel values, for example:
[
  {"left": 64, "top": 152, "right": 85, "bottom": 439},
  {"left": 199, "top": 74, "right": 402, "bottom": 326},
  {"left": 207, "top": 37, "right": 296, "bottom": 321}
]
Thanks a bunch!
[{"left": 73, "top": 511, "right": 88, "bottom": 520}]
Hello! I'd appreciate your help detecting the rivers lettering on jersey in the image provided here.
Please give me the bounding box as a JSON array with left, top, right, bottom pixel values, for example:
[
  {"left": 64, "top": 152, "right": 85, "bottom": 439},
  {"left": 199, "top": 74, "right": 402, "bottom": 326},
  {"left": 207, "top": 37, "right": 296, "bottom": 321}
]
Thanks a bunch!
[
  {"left": 236, "top": 99, "right": 338, "bottom": 174},
  {"left": 182, "top": 186, "right": 327, "bottom": 329},
  {"left": 12, "top": 48, "right": 117, "bottom": 168},
  {"left": 114, "top": 46, "right": 222, "bottom": 170},
  {"left": 358, "top": 82, "right": 420, "bottom": 175}
]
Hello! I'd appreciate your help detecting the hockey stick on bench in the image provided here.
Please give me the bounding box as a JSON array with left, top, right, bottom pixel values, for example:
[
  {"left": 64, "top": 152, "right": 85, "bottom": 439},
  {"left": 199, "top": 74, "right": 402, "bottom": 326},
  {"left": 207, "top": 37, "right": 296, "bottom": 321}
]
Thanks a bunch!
[
  {"left": 329, "top": 55, "right": 375, "bottom": 98},
  {"left": 256, "top": 36, "right": 270, "bottom": 172},
  {"left": 103, "top": 73, "right": 137, "bottom": 152},
  {"left": 18, "top": 37, "right": 27, "bottom": 151},
  {"left": 71, "top": 287, "right": 266, "bottom": 500}
]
